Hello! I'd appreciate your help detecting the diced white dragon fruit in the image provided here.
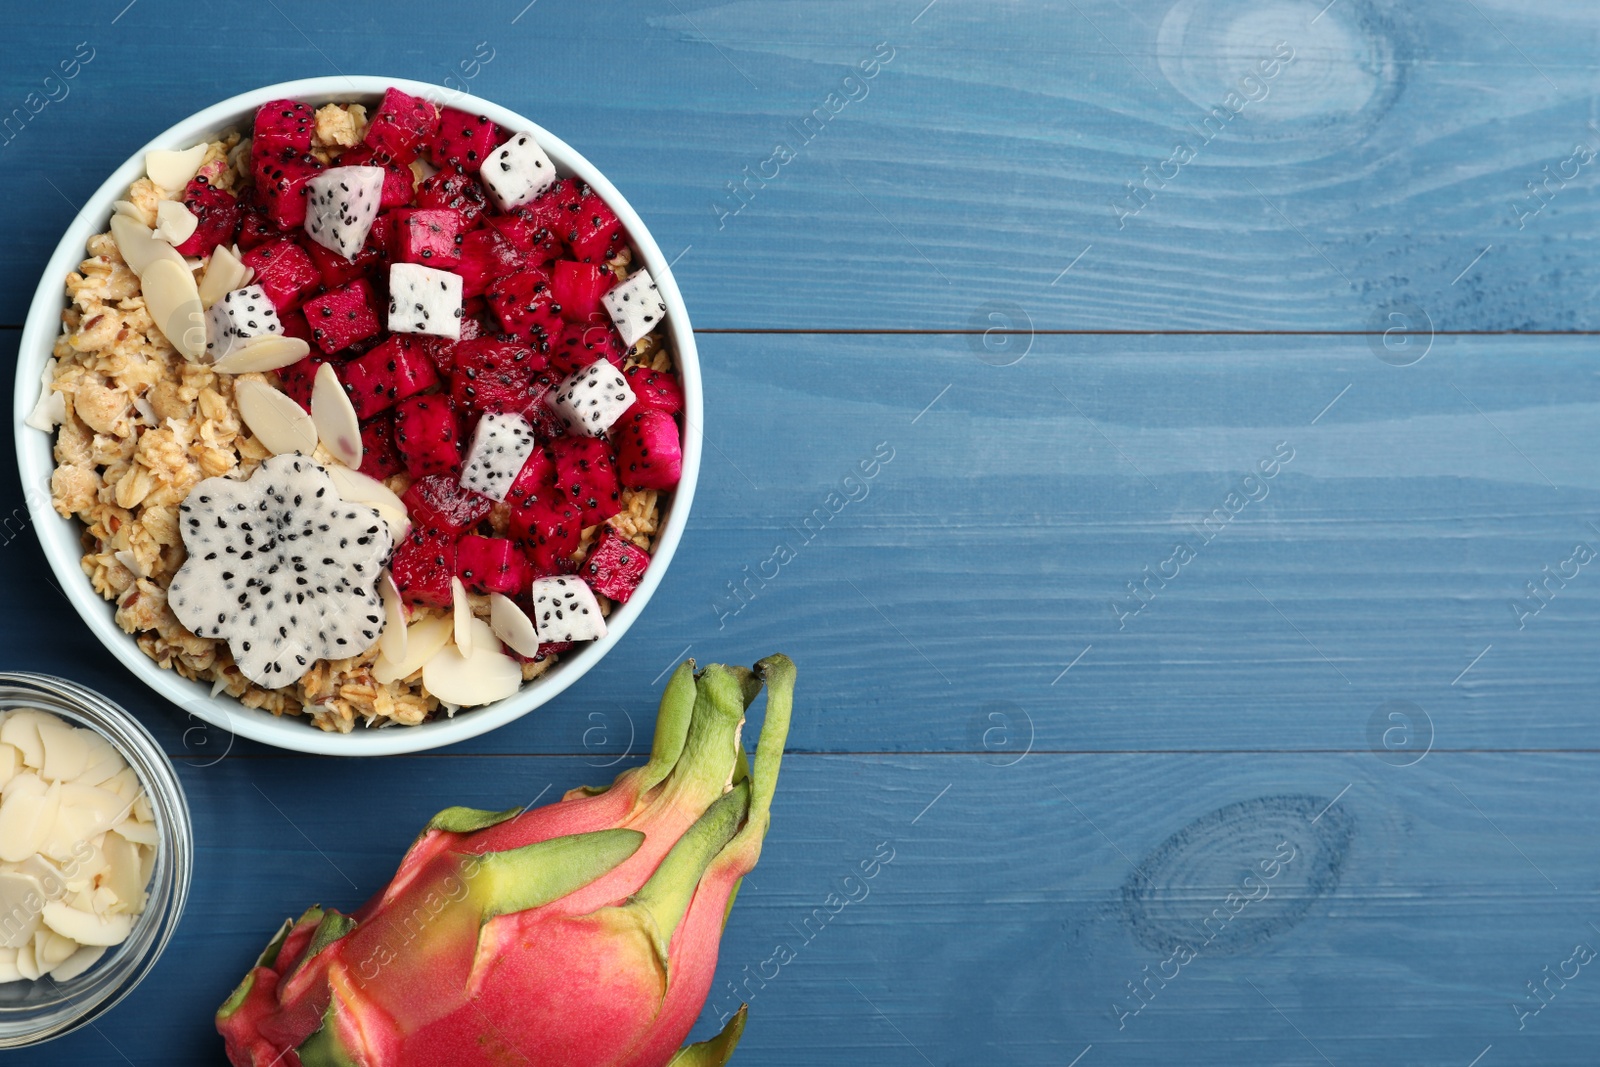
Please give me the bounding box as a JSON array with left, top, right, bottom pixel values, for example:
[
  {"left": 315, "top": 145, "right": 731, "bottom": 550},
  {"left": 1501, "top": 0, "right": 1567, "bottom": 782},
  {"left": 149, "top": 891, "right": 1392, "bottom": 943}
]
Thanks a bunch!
[
  {"left": 388, "top": 262, "right": 463, "bottom": 338},
  {"left": 459, "top": 412, "right": 538, "bottom": 502},
  {"left": 602, "top": 269, "right": 666, "bottom": 347},
  {"left": 480, "top": 131, "right": 557, "bottom": 211},
  {"left": 547, "top": 361, "right": 635, "bottom": 437},
  {"left": 303, "top": 166, "right": 385, "bottom": 260},
  {"left": 166, "top": 455, "right": 394, "bottom": 687},
  {"left": 205, "top": 284, "right": 282, "bottom": 359},
  {"left": 528, "top": 576, "right": 608, "bottom": 643}
]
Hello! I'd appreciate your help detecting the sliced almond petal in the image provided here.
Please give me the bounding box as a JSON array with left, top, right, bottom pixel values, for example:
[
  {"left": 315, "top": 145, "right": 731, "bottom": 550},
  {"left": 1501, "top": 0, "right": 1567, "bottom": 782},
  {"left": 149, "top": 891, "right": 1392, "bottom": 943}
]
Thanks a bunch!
[
  {"left": 235, "top": 379, "right": 317, "bottom": 456},
  {"left": 153, "top": 199, "right": 198, "bottom": 246},
  {"left": 108, "top": 213, "right": 186, "bottom": 278},
  {"left": 488, "top": 594, "right": 541, "bottom": 658},
  {"left": 311, "top": 363, "right": 362, "bottom": 468},
  {"left": 24, "top": 382, "right": 65, "bottom": 433},
  {"left": 0, "top": 712, "right": 48, "bottom": 767},
  {"left": 145, "top": 144, "right": 206, "bottom": 190},
  {"left": 37, "top": 930, "right": 77, "bottom": 968},
  {"left": 46, "top": 943, "right": 104, "bottom": 982},
  {"left": 0, "top": 744, "right": 16, "bottom": 790},
  {"left": 378, "top": 573, "right": 407, "bottom": 663},
  {"left": 197, "top": 244, "right": 249, "bottom": 309},
  {"left": 452, "top": 578, "right": 474, "bottom": 658},
  {"left": 110, "top": 819, "right": 157, "bottom": 847},
  {"left": 324, "top": 464, "right": 406, "bottom": 517},
  {"left": 422, "top": 620, "right": 521, "bottom": 708},
  {"left": 111, "top": 200, "right": 145, "bottom": 221},
  {"left": 209, "top": 334, "right": 311, "bottom": 375},
  {"left": 141, "top": 258, "right": 207, "bottom": 361},
  {"left": 372, "top": 614, "right": 454, "bottom": 684},
  {"left": 35, "top": 719, "right": 89, "bottom": 783},
  {"left": 0, "top": 872, "right": 43, "bottom": 948},
  {"left": 41, "top": 901, "right": 131, "bottom": 948},
  {"left": 0, "top": 780, "right": 57, "bottom": 864},
  {"left": 15, "top": 942, "right": 39, "bottom": 981}
]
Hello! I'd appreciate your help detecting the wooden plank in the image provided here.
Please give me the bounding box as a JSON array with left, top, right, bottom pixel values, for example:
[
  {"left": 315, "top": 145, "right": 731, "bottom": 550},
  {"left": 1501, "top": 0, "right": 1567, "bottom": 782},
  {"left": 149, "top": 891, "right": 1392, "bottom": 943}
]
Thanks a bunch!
[
  {"left": 3, "top": 1, "right": 1600, "bottom": 329},
  {"left": 7, "top": 330, "right": 1600, "bottom": 756},
  {"left": 3, "top": 751, "right": 1599, "bottom": 1064}
]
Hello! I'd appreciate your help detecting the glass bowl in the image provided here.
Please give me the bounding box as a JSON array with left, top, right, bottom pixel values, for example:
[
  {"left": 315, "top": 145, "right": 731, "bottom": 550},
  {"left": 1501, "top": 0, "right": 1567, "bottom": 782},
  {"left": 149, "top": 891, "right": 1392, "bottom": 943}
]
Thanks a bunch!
[{"left": 0, "top": 673, "right": 192, "bottom": 1047}]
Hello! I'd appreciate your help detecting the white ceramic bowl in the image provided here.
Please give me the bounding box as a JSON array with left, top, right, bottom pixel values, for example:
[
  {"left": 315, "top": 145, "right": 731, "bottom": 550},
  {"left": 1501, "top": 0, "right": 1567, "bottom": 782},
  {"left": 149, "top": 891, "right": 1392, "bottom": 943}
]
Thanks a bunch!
[{"left": 13, "top": 76, "right": 701, "bottom": 756}]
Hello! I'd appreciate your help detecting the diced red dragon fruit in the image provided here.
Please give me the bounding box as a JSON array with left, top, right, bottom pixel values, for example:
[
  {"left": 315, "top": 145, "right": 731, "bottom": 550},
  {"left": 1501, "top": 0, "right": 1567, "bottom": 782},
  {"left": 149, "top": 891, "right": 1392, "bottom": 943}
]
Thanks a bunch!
[
  {"left": 394, "top": 395, "right": 463, "bottom": 478},
  {"left": 456, "top": 535, "right": 526, "bottom": 595},
  {"left": 302, "top": 278, "right": 382, "bottom": 354},
  {"left": 278, "top": 307, "right": 314, "bottom": 347},
  {"left": 251, "top": 99, "right": 315, "bottom": 159},
  {"left": 448, "top": 338, "right": 549, "bottom": 414},
  {"left": 402, "top": 473, "right": 493, "bottom": 534},
  {"left": 358, "top": 415, "right": 405, "bottom": 480},
  {"left": 624, "top": 365, "right": 685, "bottom": 414},
  {"left": 487, "top": 214, "right": 562, "bottom": 264},
  {"left": 391, "top": 207, "right": 466, "bottom": 267},
  {"left": 582, "top": 526, "right": 652, "bottom": 604},
  {"left": 362, "top": 87, "right": 440, "bottom": 165},
  {"left": 550, "top": 313, "right": 628, "bottom": 376},
  {"left": 302, "top": 234, "right": 377, "bottom": 289},
  {"left": 455, "top": 227, "right": 519, "bottom": 299},
  {"left": 485, "top": 265, "right": 562, "bottom": 340},
  {"left": 429, "top": 108, "right": 500, "bottom": 173},
  {"left": 549, "top": 435, "right": 621, "bottom": 521},
  {"left": 240, "top": 239, "right": 320, "bottom": 311},
  {"left": 338, "top": 335, "right": 441, "bottom": 418},
  {"left": 508, "top": 492, "right": 582, "bottom": 575},
  {"left": 567, "top": 186, "right": 626, "bottom": 261},
  {"left": 612, "top": 409, "right": 683, "bottom": 490},
  {"left": 275, "top": 353, "right": 330, "bottom": 410},
  {"left": 414, "top": 170, "right": 490, "bottom": 224},
  {"left": 550, "top": 260, "right": 615, "bottom": 322},
  {"left": 254, "top": 152, "right": 325, "bottom": 230},
  {"left": 523, "top": 178, "right": 585, "bottom": 237},
  {"left": 172, "top": 178, "right": 240, "bottom": 256},
  {"left": 339, "top": 145, "right": 415, "bottom": 209},
  {"left": 503, "top": 447, "right": 556, "bottom": 512},
  {"left": 389, "top": 525, "right": 457, "bottom": 609},
  {"left": 237, "top": 209, "right": 283, "bottom": 252}
]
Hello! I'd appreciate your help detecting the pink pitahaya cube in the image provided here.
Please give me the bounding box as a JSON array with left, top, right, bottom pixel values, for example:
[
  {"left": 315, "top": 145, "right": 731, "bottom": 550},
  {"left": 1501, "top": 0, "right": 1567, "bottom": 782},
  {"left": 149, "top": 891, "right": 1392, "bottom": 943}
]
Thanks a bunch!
[
  {"left": 582, "top": 526, "right": 652, "bottom": 604},
  {"left": 302, "top": 278, "right": 381, "bottom": 354},
  {"left": 240, "top": 239, "right": 319, "bottom": 311},
  {"left": 362, "top": 87, "right": 440, "bottom": 164},
  {"left": 338, "top": 335, "right": 441, "bottom": 418},
  {"left": 612, "top": 409, "right": 682, "bottom": 490},
  {"left": 394, "top": 395, "right": 463, "bottom": 479},
  {"left": 549, "top": 435, "right": 621, "bottom": 521}
]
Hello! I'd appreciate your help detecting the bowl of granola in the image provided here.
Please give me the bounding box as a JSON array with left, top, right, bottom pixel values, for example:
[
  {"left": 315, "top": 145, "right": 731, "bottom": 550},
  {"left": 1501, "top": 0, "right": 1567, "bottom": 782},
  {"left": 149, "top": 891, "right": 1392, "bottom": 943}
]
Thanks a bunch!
[{"left": 14, "top": 77, "right": 701, "bottom": 755}]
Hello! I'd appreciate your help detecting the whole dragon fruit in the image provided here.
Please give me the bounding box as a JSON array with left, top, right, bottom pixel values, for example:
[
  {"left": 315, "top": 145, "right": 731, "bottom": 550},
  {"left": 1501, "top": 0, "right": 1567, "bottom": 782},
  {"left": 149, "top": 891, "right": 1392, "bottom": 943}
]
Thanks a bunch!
[{"left": 217, "top": 656, "right": 795, "bottom": 1067}]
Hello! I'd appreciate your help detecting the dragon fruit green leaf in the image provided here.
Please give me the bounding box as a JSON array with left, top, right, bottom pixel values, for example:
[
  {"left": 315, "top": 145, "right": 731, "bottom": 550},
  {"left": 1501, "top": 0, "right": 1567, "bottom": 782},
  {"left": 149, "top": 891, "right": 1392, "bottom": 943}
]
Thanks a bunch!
[
  {"left": 205, "top": 284, "right": 283, "bottom": 359},
  {"left": 303, "top": 166, "right": 386, "bottom": 261},
  {"left": 480, "top": 131, "right": 557, "bottom": 211},
  {"left": 529, "top": 575, "right": 607, "bottom": 643},
  {"left": 459, "top": 412, "right": 538, "bottom": 502},
  {"left": 388, "top": 262, "right": 463, "bottom": 338},
  {"left": 167, "top": 455, "right": 393, "bottom": 687},
  {"left": 548, "top": 360, "right": 635, "bottom": 437},
  {"left": 602, "top": 268, "right": 666, "bottom": 347}
]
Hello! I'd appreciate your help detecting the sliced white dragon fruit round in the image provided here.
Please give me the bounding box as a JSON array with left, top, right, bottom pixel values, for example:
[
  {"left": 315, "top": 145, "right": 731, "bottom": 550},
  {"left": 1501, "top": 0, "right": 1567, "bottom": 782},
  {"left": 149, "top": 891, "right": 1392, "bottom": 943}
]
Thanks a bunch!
[
  {"left": 480, "top": 131, "right": 557, "bottom": 211},
  {"left": 205, "top": 284, "right": 283, "bottom": 360},
  {"left": 388, "top": 262, "right": 463, "bottom": 339},
  {"left": 459, "top": 412, "right": 537, "bottom": 501},
  {"left": 601, "top": 268, "right": 666, "bottom": 348},
  {"left": 167, "top": 455, "right": 394, "bottom": 687},
  {"left": 303, "top": 166, "right": 386, "bottom": 261},
  {"left": 547, "top": 361, "right": 635, "bottom": 438},
  {"left": 529, "top": 576, "right": 608, "bottom": 644}
]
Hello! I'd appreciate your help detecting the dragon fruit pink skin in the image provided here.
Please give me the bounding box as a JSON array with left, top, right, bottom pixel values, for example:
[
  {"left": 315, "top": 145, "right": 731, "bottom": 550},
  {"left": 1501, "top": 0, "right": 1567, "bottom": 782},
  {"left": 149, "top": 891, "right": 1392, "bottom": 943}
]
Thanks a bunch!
[{"left": 217, "top": 657, "right": 794, "bottom": 1067}]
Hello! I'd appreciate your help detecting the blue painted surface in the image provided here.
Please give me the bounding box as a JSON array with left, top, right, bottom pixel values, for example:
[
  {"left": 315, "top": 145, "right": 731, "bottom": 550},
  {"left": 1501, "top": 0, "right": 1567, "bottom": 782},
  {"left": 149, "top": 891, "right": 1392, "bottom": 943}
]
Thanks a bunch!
[{"left": 2, "top": 2, "right": 1600, "bottom": 1064}]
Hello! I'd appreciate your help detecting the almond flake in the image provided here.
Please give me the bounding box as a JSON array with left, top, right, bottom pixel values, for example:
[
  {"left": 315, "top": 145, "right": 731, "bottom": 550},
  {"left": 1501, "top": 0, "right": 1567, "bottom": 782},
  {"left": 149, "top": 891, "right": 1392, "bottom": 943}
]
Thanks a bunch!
[
  {"left": 488, "top": 593, "right": 541, "bottom": 658},
  {"left": 197, "top": 245, "right": 249, "bottom": 309},
  {"left": 311, "top": 363, "right": 362, "bottom": 469},
  {"left": 235, "top": 380, "right": 317, "bottom": 456},
  {"left": 378, "top": 573, "right": 407, "bottom": 663},
  {"left": 153, "top": 200, "right": 198, "bottom": 246},
  {"left": 422, "top": 619, "right": 521, "bottom": 708},
  {"left": 372, "top": 615, "right": 453, "bottom": 684},
  {"left": 452, "top": 578, "right": 474, "bottom": 658},
  {"left": 108, "top": 214, "right": 186, "bottom": 278},
  {"left": 144, "top": 145, "right": 206, "bottom": 191},
  {"left": 139, "top": 258, "right": 207, "bottom": 362},
  {"left": 208, "top": 334, "right": 311, "bottom": 375}
]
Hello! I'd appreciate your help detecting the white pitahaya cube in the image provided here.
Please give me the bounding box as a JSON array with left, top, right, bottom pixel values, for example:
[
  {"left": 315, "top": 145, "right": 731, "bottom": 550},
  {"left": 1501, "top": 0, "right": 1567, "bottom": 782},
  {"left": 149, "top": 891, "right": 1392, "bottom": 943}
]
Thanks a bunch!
[
  {"left": 205, "top": 284, "right": 282, "bottom": 359},
  {"left": 529, "top": 576, "right": 608, "bottom": 643},
  {"left": 548, "top": 361, "right": 635, "bottom": 437},
  {"left": 460, "top": 412, "right": 537, "bottom": 502},
  {"left": 602, "top": 269, "right": 666, "bottom": 347},
  {"left": 388, "top": 262, "right": 463, "bottom": 338},
  {"left": 480, "top": 131, "right": 557, "bottom": 211},
  {"left": 303, "top": 166, "right": 385, "bottom": 260}
]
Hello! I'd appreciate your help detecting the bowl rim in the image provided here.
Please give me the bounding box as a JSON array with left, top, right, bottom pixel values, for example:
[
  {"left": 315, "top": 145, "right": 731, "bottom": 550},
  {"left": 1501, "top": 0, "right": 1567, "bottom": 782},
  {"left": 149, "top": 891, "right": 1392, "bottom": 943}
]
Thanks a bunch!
[{"left": 13, "top": 75, "right": 702, "bottom": 756}]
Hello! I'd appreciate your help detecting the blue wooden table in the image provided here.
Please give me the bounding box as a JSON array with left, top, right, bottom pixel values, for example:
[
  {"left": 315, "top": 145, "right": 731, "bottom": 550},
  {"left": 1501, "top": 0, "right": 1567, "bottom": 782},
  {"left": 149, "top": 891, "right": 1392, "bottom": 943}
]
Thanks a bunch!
[{"left": 4, "top": 1, "right": 1600, "bottom": 1063}]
